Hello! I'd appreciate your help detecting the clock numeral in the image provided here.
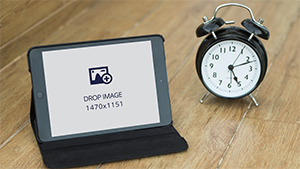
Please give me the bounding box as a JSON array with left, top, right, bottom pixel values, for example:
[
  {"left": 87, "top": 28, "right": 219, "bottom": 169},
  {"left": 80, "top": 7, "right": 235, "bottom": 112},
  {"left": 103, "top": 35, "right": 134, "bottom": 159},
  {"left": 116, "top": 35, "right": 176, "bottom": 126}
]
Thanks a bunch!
[
  {"left": 219, "top": 80, "right": 222, "bottom": 85},
  {"left": 249, "top": 66, "right": 253, "bottom": 72},
  {"left": 241, "top": 46, "right": 245, "bottom": 54},
  {"left": 209, "top": 63, "right": 214, "bottom": 69},
  {"left": 212, "top": 54, "right": 219, "bottom": 60},
  {"left": 220, "top": 48, "right": 226, "bottom": 53},
  {"left": 227, "top": 83, "right": 231, "bottom": 88},
  {"left": 229, "top": 46, "right": 236, "bottom": 52},
  {"left": 213, "top": 72, "right": 217, "bottom": 78},
  {"left": 246, "top": 56, "right": 250, "bottom": 62},
  {"left": 244, "top": 75, "right": 248, "bottom": 80},
  {"left": 237, "top": 81, "right": 241, "bottom": 87},
  {"left": 220, "top": 46, "right": 236, "bottom": 53}
]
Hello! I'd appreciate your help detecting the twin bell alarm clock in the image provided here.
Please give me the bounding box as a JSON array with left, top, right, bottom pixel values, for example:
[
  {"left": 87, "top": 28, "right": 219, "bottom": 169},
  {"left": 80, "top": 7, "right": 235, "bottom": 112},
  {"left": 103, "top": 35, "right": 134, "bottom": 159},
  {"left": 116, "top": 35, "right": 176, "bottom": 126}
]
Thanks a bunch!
[{"left": 195, "top": 3, "right": 270, "bottom": 106}]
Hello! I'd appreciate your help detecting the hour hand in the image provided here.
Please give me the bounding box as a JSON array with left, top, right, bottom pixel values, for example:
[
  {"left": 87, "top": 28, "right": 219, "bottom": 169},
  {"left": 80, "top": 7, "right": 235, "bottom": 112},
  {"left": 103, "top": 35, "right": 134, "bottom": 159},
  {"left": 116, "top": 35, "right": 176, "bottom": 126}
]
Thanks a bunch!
[
  {"left": 233, "top": 76, "right": 238, "bottom": 83},
  {"left": 228, "top": 65, "right": 239, "bottom": 84},
  {"left": 231, "top": 70, "right": 239, "bottom": 84}
]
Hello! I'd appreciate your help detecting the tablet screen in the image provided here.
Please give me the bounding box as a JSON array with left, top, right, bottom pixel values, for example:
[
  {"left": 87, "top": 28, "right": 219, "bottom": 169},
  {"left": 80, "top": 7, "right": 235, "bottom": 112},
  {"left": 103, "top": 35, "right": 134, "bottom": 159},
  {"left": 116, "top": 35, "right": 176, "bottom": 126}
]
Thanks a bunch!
[{"left": 42, "top": 41, "right": 160, "bottom": 137}]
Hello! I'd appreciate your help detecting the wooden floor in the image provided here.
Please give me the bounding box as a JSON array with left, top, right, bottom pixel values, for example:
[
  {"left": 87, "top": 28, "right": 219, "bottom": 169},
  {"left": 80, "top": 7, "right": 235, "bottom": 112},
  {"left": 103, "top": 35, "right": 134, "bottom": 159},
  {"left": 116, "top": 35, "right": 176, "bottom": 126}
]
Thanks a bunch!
[{"left": 1, "top": 0, "right": 299, "bottom": 168}]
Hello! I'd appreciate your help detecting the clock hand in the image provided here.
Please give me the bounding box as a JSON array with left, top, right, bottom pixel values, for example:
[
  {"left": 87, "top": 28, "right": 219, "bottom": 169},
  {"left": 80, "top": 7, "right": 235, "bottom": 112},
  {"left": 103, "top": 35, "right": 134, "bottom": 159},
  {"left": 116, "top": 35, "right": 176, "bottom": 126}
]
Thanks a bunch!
[
  {"left": 231, "top": 70, "right": 238, "bottom": 83},
  {"left": 232, "top": 46, "right": 245, "bottom": 65},
  {"left": 234, "top": 60, "right": 256, "bottom": 67},
  {"left": 228, "top": 64, "right": 239, "bottom": 84}
]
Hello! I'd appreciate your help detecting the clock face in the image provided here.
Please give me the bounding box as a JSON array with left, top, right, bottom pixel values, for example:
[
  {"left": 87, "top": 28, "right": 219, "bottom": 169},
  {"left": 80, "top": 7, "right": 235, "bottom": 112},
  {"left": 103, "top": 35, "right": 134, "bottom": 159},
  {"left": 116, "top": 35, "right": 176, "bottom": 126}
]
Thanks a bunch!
[{"left": 201, "top": 40, "right": 261, "bottom": 98}]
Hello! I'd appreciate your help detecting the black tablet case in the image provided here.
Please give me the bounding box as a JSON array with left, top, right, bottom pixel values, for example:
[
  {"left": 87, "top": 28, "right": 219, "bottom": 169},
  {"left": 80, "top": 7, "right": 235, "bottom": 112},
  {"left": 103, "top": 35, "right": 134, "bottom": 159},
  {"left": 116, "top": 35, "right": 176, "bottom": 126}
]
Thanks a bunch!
[{"left": 30, "top": 91, "right": 188, "bottom": 168}]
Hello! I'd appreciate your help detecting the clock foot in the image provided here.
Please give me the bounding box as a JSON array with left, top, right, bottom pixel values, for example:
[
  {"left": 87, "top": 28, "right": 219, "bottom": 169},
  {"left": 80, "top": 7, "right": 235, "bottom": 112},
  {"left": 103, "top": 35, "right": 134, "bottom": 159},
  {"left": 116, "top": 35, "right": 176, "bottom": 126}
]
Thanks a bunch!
[
  {"left": 248, "top": 93, "right": 259, "bottom": 106},
  {"left": 200, "top": 92, "right": 210, "bottom": 104}
]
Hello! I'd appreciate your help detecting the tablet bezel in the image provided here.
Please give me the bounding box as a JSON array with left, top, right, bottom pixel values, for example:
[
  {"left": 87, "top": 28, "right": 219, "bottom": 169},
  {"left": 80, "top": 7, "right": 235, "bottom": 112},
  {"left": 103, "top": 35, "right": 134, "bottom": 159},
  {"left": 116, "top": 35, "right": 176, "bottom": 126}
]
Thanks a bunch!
[{"left": 28, "top": 34, "right": 172, "bottom": 142}]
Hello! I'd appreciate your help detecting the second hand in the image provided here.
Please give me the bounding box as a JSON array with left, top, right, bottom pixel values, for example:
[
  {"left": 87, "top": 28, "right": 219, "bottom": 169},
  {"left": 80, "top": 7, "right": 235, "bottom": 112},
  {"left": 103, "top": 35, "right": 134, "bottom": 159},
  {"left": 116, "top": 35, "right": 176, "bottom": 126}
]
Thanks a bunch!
[{"left": 232, "top": 46, "right": 245, "bottom": 65}]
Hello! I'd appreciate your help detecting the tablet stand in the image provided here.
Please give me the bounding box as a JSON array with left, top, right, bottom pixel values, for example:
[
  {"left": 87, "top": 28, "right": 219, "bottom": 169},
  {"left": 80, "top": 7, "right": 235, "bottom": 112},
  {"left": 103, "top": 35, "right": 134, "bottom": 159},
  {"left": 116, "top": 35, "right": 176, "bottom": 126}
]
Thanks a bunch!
[{"left": 30, "top": 91, "right": 188, "bottom": 168}]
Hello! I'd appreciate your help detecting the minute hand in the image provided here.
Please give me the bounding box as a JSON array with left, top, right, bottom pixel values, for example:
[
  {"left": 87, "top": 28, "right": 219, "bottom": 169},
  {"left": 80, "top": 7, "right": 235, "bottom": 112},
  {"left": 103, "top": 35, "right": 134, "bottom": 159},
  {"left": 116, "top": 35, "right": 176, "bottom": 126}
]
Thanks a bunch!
[{"left": 234, "top": 60, "right": 256, "bottom": 67}]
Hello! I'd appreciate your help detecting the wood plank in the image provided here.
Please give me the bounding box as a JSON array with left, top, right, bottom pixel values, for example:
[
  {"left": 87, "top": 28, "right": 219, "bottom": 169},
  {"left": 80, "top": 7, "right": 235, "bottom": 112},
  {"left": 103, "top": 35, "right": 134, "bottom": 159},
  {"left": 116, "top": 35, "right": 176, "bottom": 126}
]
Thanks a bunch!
[
  {"left": 260, "top": 1, "right": 299, "bottom": 62},
  {"left": 220, "top": 118, "right": 300, "bottom": 168},
  {"left": 0, "top": 1, "right": 96, "bottom": 69},
  {"left": 0, "top": 123, "right": 98, "bottom": 169},
  {"left": 247, "top": 11, "right": 300, "bottom": 123},
  {"left": 0, "top": 56, "right": 32, "bottom": 145},
  {"left": 41, "top": 1, "right": 161, "bottom": 44},
  {"left": 248, "top": 73, "right": 300, "bottom": 123},
  {"left": 0, "top": 124, "right": 46, "bottom": 168},
  {"left": 0, "top": 0, "right": 65, "bottom": 46},
  {"left": 269, "top": 12, "right": 300, "bottom": 79}
]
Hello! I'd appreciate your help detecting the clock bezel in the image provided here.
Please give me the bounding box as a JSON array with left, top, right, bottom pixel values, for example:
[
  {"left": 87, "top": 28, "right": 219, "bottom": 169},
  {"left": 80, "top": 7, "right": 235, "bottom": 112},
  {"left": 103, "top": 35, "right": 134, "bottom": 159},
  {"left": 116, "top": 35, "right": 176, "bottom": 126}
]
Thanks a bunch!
[{"left": 196, "top": 27, "right": 267, "bottom": 99}]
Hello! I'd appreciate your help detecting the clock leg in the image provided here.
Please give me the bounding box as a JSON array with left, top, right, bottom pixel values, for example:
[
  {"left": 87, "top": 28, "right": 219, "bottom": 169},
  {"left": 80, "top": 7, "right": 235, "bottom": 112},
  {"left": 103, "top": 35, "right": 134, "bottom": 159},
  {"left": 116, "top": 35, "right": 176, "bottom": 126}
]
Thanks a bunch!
[
  {"left": 248, "top": 93, "right": 259, "bottom": 106},
  {"left": 200, "top": 92, "right": 210, "bottom": 104}
]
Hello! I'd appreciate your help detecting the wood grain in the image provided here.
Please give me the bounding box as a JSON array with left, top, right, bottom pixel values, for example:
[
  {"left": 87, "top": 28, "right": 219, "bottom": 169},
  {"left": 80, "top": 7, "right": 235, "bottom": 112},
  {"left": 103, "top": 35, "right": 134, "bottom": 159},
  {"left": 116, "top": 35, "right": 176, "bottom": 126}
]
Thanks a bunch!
[
  {"left": 41, "top": 1, "right": 161, "bottom": 44},
  {"left": 247, "top": 7, "right": 300, "bottom": 123},
  {"left": 247, "top": 73, "right": 300, "bottom": 123},
  {"left": 221, "top": 118, "right": 300, "bottom": 169},
  {"left": 0, "top": 1, "right": 96, "bottom": 69},
  {"left": 0, "top": 123, "right": 99, "bottom": 169},
  {"left": 0, "top": 0, "right": 65, "bottom": 46},
  {"left": 0, "top": 56, "right": 31, "bottom": 145},
  {"left": 0, "top": 0, "right": 299, "bottom": 168}
]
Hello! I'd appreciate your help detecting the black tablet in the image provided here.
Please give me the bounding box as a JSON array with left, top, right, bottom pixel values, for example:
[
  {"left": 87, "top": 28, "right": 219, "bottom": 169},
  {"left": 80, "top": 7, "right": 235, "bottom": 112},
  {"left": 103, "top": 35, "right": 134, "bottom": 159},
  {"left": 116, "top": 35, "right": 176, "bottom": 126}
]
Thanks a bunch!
[{"left": 28, "top": 34, "right": 172, "bottom": 142}]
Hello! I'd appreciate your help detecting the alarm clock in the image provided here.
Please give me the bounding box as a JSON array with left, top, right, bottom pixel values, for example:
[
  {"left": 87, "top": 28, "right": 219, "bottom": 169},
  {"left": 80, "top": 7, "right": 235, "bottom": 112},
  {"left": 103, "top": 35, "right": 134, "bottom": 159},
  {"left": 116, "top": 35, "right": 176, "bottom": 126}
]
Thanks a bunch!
[{"left": 195, "top": 3, "right": 269, "bottom": 106}]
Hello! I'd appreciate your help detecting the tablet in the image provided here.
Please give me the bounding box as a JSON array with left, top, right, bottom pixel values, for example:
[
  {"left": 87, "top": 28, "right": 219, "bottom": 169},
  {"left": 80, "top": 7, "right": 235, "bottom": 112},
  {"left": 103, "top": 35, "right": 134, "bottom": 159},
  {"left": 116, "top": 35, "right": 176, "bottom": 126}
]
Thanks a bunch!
[{"left": 28, "top": 34, "right": 172, "bottom": 142}]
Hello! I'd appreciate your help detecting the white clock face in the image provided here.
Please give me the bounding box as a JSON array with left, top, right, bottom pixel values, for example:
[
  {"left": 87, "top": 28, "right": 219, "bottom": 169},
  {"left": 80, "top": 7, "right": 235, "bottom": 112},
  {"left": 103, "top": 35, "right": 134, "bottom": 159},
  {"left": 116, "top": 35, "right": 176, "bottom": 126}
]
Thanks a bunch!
[{"left": 201, "top": 40, "right": 261, "bottom": 98}]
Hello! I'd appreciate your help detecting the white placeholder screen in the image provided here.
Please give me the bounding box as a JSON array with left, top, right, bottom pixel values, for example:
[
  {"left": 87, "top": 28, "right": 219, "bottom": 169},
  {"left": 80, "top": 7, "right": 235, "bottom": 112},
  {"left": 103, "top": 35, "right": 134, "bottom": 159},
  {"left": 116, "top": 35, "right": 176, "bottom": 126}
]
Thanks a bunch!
[{"left": 42, "top": 41, "right": 160, "bottom": 137}]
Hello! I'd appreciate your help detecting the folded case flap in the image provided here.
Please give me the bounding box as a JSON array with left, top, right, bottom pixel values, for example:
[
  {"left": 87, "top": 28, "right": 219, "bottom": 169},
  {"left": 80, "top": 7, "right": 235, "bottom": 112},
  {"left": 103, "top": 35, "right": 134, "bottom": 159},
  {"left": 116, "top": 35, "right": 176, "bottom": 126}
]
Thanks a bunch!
[{"left": 30, "top": 90, "right": 188, "bottom": 168}]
